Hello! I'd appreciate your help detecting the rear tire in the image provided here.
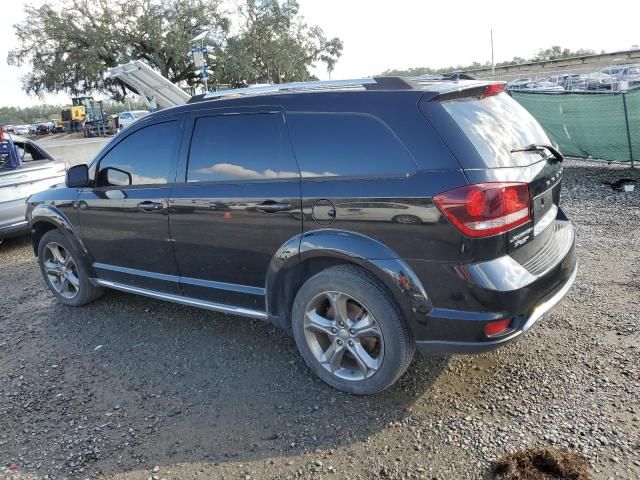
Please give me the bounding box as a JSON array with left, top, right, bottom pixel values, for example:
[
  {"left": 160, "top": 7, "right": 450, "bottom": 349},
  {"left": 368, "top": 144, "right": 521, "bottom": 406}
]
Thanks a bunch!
[
  {"left": 291, "top": 265, "right": 414, "bottom": 394},
  {"left": 37, "top": 229, "right": 103, "bottom": 307},
  {"left": 392, "top": 214, "right": 422, "bottom": 225}
]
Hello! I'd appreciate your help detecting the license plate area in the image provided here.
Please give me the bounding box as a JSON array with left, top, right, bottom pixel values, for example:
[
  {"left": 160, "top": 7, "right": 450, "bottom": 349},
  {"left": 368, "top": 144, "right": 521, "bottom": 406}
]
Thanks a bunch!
[{"left": 532, "top": 187, "right": 557, "bottom": 236}]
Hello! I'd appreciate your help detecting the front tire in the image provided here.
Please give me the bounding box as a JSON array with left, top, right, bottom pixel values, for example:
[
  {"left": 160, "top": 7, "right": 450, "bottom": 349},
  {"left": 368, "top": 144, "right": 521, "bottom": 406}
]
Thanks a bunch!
[
  {"left": 291, "top": 265, "right": 414, "bottom": 394},
  {"left": 37, "top": 229, "right": 103, "bottom": 307}
]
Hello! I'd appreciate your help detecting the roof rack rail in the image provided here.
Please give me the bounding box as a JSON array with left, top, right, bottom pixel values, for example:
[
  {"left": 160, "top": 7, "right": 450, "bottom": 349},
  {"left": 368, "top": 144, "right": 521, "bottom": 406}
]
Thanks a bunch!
[{"left": 193, "top": 76, "right": 420, "bottom": 102}]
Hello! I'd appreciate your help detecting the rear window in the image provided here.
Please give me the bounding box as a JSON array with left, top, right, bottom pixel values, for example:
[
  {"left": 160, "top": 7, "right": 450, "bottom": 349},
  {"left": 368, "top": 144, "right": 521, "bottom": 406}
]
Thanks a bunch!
[{"left": 442, "top": 93, "right": 551, "bottom": 168}]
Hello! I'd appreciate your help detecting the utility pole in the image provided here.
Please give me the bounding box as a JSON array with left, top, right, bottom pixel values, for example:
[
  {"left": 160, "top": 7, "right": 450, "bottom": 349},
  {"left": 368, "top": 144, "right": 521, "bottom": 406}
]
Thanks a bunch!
[
  {"left": 191, "top": 31, "right": 212, "bottom": 94},
  {"left": 491, "top": 29, "right": 495, "bottom": 76}
]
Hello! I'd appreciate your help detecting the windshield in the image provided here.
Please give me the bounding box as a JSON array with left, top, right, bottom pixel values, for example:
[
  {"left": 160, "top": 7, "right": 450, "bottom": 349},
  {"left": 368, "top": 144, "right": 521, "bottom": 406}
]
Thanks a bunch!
[{"left": 441, "top": 92, "right": 552, "bottom": 168}]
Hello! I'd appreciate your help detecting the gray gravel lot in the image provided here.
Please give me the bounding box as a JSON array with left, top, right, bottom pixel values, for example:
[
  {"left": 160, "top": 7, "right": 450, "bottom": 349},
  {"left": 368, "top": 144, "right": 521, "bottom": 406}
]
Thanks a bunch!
[{"left": 0, "top": 159, "right": 638, "bottom": 480}]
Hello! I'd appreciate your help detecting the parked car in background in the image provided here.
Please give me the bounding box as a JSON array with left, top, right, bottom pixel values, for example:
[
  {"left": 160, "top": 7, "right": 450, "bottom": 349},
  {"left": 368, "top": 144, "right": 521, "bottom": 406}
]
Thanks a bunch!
[
  {"left": 35, "top": 123, "right": 50, "bottom": 135},
  {"left": 118, "top": 110, "right": 151, "bottom": 130},
  {"left": 13, "top": 125, "right": 31, "bottom": 135},
  {"left": 530, "top": 81, "right": 564, "bottom": 92},
  {"left": 546, "top": 74, "right": 568, "bottom": 85},
  {"left": 601, "top": 64, "right": 640, "bottom": 81},
  {"left": 561, "top": 74, "right": 583, "bottom": 89},
  {"left": 26, "top": 77, "right": 576, "bottom": 394},
  {"left": 601, "top": 65, "right": 626, "bottom": 79},
  {"left": 2, "top": 125, "right": 15, "bottom": 134},
  {"left": 507, "top": 78, "right": 533, "bottom": 90},
  {"left": 584, "top": 72, "right": 615, "bottom": 90},
  {"left": 1, "top": 136, "right": 66, "bottom": 241},
  {"left": 618, "top": 65, "right": 640, "bottom": 87}
]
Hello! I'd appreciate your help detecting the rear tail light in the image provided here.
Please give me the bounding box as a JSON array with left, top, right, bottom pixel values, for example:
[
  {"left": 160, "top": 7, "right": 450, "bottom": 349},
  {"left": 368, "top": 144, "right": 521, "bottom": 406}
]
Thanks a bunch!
[
  {"left": 485, "top": 319, "right": 513, "bottom": 337},
  {"left": 434, "top": 182, "right": 530, "bottom": 238},
  {"left": 481, "top": 83, "right": 506, "bottom": 98}
]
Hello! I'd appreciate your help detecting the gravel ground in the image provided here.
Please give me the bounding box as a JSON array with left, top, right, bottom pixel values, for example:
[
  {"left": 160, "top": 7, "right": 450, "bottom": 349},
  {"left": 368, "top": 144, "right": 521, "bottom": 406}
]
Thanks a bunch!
[{"left": 0, "top": 159, "right": 638, "bottom": 480}]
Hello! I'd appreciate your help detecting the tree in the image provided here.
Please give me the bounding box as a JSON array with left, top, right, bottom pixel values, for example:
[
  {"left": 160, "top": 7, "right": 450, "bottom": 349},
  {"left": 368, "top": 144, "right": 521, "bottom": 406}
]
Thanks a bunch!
[
  {"left": 532, "top": 46, "right": 596, "bottom": 62},
  {"left": 216, "top": 0, "right": 343, "bottom": 85},
  {"left": 8, "top": 0, "right": 342, "bottom": 100},
  {"left": 8, "top": 0, "right": 229, "bottom": 100}
]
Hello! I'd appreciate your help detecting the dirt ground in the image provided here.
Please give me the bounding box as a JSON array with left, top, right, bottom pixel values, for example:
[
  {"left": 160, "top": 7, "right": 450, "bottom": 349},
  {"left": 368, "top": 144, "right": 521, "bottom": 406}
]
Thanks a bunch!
[{"left": 0, "top": 159, "right": 638, "bottom": 480}]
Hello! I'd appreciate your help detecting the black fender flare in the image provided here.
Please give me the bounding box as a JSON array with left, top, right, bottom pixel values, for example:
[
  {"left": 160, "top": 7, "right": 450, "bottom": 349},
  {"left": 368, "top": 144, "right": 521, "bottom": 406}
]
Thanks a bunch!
[
  {"left": 266, "top": 229, "right": 432, "bottom": 334},
  {"left": 29, "top": 203, "right": 93, "bottom": 270}
]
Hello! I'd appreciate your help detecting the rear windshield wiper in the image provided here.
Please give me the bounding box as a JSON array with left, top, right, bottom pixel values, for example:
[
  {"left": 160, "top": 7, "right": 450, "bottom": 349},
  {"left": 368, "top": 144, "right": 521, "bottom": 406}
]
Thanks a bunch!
[{"left": 511, "top": 144, "right": 564, "bottom": 162}]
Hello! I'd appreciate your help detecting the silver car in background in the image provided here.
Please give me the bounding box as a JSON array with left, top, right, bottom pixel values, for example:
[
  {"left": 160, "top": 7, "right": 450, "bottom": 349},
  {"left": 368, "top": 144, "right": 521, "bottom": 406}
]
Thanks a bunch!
[{"left": 0, "top": 137, "right": 66, "bottom": 241}]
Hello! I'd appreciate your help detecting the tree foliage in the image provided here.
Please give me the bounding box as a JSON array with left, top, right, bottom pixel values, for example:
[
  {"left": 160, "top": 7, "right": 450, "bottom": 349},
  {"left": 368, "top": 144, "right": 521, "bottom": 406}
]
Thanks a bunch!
[
  {"left": 382, "top": 46, "right": 598, "bottom": 77},
  {"left": 532, "top": 46, "right": 596, "bottom": 62},
  {"left": 8, "top": 0, "right": 343, "bottom": 99},
  {"left": 216, "top": 0, "right": 342, "bottom": 85}
]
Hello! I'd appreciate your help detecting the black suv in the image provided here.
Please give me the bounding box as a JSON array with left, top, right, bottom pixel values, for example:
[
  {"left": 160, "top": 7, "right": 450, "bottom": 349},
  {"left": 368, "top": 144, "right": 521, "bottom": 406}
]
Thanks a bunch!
[{"left": 27, "top": 77, "right": 576, "bottom": 394}]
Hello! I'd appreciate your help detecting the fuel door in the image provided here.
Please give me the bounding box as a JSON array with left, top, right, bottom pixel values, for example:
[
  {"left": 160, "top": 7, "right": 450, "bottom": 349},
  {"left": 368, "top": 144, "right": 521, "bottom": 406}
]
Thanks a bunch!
[{"left": 311, "top": 199, "right": 336, "bottom": 226}]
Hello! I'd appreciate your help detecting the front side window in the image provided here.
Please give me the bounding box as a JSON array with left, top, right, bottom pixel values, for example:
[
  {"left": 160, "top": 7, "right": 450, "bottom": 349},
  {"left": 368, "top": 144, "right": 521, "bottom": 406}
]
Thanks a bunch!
[
  {"left": 187, "top": 113, "right": 299, "bottom": 182},
  {"left": 97, "top": 121, "right": 178, "bottom": 187},
  {"left": 286, "top": 113, "right": 416, "bottom": 178}
]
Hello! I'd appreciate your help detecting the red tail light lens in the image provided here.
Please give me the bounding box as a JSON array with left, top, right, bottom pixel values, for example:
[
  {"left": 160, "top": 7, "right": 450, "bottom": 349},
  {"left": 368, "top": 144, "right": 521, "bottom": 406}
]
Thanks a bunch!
[
  {"left": 481, "top": 83, "right": 506, "bottom": 98},
  {"left": 434, "top": 182, "right": 530, "bottom": 238},
  {"left": 485, "top": 319, "right": 513, "bottom": 337}
]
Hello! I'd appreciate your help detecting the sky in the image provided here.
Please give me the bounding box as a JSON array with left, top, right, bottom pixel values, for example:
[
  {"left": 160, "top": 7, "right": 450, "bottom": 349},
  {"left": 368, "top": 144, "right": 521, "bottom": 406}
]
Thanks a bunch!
[{"left": 1, "top": 0, "right": 639, "bottom": 107}]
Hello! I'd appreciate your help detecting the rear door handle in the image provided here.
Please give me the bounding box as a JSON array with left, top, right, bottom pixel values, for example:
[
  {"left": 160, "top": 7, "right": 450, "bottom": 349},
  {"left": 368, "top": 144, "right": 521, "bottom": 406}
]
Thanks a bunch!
[
  {"left": 137, "top": 201, "right": 164, "bottom": 212},
  {"left": 256, "top": 202, "right": 293, "bottom": 213}
]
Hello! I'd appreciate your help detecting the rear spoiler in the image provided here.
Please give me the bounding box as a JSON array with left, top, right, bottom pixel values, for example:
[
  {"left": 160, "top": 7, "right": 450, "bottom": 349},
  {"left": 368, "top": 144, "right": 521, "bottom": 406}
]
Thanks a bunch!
[{"left": 423, "top": 82, "right": 507, "bottom": 102}]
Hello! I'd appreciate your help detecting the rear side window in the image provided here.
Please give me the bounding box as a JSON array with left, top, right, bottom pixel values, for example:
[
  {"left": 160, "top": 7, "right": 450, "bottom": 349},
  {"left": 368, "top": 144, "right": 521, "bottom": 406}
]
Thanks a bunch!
[
  {"left": 441, "top": 93, "right": 551, "bottom": 168},
  {"left": 187, "top": 113, "right": 299, "bottom": 182},
  {"left": 97, "top": 121, "right": 178, "bottom": 187},
  {"left": 287, "top": 113, "right": 415, "bottom": 178}
]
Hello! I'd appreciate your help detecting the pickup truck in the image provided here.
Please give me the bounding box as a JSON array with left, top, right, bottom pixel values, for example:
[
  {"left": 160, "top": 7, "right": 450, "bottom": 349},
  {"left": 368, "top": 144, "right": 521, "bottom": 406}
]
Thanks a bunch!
[{"left": 1, "top": 137, "right": 66, "bottom": 242}]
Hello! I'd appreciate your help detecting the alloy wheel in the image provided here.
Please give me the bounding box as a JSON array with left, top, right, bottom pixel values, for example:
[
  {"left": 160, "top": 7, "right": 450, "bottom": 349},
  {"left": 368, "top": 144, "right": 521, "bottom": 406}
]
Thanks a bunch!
[
  {"left": 303, "top": 291, "right": 384, "bottom": 381},
  {"left": 43, "top": 242, "right": 80, "bottom": 299}
]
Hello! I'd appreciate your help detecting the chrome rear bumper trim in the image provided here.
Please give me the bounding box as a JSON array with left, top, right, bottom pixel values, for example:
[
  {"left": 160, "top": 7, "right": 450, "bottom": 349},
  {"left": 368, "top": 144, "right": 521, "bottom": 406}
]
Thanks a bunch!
[{"left": 522, "top": 263, "right": 577, "bottom": 332}]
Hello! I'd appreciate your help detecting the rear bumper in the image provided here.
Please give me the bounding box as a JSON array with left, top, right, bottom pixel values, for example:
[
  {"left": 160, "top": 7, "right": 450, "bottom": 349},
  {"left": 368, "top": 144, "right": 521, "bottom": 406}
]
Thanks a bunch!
[
  {"left": 411, "top": 218, "right": 577, "bottom": 355},
  {"left": 416, "top": 262, "right": 577, "bottom": 354}
]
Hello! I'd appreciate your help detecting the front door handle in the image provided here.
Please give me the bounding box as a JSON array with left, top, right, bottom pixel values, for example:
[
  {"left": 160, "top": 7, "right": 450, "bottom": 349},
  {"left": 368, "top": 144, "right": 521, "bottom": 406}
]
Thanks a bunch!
[
  {"left": 256, "top": 202, "right": 293, "bottom": 213},
  {"left": 137, "top": 201, "right": 164, "bottom": 212}
]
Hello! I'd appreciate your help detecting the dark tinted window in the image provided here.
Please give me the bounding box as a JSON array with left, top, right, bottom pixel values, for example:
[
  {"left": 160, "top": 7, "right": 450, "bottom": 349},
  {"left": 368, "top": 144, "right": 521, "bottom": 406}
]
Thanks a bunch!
[
  {"left": 97, "top": 121, "right": 178, "bottom": 187},
  {"left": 287, "top": 113, "right": 415, "bottom": 178},
  {"left": 187, "top": 114, "right": 298, "bottom": 182}
]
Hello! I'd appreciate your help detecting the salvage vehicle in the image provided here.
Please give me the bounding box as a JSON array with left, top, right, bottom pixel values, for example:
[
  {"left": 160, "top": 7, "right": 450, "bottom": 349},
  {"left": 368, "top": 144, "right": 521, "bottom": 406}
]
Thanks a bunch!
[
  {"left": 117, "top": 110, "right": 151, "bottom": 130},
  {"left": 1, "top": 135, "right": 66, "bottom": 241},
  {"left": 26, "top": 77, "right": 577, "bottom": 394}
]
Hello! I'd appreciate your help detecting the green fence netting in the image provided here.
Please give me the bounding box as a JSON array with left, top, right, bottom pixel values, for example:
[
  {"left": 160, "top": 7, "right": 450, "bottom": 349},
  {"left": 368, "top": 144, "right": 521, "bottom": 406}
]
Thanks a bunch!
[{"left": 511, "top": 89, "right": 639, "bottom": 163}]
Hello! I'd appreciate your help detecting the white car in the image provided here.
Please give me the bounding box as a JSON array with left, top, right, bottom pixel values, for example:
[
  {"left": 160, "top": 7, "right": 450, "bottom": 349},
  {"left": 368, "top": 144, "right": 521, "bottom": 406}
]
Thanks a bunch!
[
  {"left": 13, "top": 125, "right": 30, "bottom": 135},
  {"left": 118, "top": 110, "right": 151, "bottom": 130}
]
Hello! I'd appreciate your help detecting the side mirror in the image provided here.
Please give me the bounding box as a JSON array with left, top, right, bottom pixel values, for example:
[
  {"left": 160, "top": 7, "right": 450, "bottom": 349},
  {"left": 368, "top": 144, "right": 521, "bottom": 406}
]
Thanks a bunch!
[{"left": 66, "top": 164, "right": 90, "bottom": 188}]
